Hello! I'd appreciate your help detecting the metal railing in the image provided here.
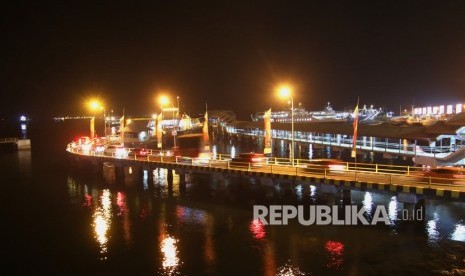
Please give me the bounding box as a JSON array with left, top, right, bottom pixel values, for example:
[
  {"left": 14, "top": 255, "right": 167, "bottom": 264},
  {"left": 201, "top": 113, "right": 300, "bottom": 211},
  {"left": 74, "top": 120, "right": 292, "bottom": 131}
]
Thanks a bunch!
[
  {"left": 67, "top": 144, "right": 465, "bottom": 192},
  {"left": 0, "top": 137, "right": 18, "bottom": 144},
  {"left": 228, "top": 128, "right": 462, "bottom": 158}
]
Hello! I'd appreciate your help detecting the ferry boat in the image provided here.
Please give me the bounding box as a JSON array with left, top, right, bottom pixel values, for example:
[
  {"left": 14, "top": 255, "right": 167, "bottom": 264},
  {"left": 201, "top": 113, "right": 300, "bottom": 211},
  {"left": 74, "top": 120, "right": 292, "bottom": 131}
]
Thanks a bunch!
[{"left": 251, "top": 102, "right": 382, "bottom": 123}]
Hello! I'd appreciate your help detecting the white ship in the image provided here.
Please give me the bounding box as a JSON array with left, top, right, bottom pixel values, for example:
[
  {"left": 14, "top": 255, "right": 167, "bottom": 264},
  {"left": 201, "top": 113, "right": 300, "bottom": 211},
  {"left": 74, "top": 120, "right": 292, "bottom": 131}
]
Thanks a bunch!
[{"left": 252, "top": 102, "right": 382, "bottom": 123}]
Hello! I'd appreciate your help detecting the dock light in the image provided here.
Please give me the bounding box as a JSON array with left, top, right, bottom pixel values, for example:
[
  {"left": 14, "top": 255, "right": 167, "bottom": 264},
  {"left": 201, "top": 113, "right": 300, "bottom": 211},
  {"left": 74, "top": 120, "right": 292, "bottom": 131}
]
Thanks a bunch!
[
  {"left": 276, "top": 84, "right": 295, "bottom": 166},
  {"left": 278, "top": 85, "right": 292, "bottom": 99},
  {"left": 86, "top": 98, "right": 106, "bottom": 140},
  {"left": 439, "top": 105, "right": 445, "bottom": 115},
  {"left": 447, "top": 105, "right": 453, "bottom": 114},
  {"left": 159, "top": 95, "right": 170, "bottom": 107},
  {"left": 88, "top": 99, "right": 103, "bottom": 111}
]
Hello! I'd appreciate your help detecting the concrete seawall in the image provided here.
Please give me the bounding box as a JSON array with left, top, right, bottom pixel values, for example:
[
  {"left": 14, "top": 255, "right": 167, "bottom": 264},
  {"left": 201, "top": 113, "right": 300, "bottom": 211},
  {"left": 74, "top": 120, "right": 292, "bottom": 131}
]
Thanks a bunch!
[{"left": 17, "top": 139, "right": 31, "bottom": 150}]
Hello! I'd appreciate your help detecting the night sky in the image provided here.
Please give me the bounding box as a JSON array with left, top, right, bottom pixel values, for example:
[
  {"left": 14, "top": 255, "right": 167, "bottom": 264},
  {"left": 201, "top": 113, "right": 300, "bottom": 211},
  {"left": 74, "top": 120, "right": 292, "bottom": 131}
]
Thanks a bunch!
[{"left": 2, "top": 1, "right": 465, "bottom": 120}]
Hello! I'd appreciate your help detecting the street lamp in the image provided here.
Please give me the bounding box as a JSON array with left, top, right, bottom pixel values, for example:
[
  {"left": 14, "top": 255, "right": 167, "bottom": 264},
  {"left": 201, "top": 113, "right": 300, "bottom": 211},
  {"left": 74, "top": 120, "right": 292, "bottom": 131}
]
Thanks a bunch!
[
  {"left": 157, "top": 95, "right": 178, "bottom": 148},
  {"left": 277, "top": 85, "right": 294, "bottom": 166},
  {"left": 159, "top": 95, "right": 169, "bottom": 107},
  {"left": 87, "top": 99, "right": 105, "bottom": 140}
]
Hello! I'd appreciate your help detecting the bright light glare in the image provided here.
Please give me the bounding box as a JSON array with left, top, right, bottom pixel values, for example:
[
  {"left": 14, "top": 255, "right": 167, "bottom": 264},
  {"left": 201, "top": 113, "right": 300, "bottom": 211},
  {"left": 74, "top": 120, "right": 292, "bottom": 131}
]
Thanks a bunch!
[
  {"left": 388, "top": 196, "right": 398, "bottom": 222},
  {"left": 250, "top": 219, "right": 266, "bottom": 239},
  {"left": 329, "top": 164, "right": 345, "bottom": 171},
  {"left": 115, "top": 148, "right": 128, "bottom": 158},
  {"left": 159, "top": 95, "right": 170, "bottom": 107},
  {"left": 363, "top": 192, "right": 373, "bottom": 215},
  {"left": 88, "top": 99, "right": 103, "bottom": 111},
  {"left": 277, "top": 85, "right": 292, "bottom": 99},
  {"left": 161, "top": 235, "right": 180, "bottom": 271},
  {"left": 194, "top": 152, "right": 211, "bottom": 164},
  {"left": 93, "top": 189, "right": 112, "bottom": 260},
  {"left": 251, "top": 157, "right": 263, "bottom": 162},
  {"left": 81, "top": 143, "right": 92, "bottom": 153},
  {"left": 451, "top": 224, "right": 465, "bottom": 241}
]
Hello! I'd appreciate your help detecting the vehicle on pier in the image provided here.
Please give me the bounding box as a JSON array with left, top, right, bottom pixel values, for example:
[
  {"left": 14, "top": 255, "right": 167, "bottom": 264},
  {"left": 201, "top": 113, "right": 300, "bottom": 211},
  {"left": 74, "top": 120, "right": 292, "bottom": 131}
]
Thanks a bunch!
[
  {"left": 304, "top": 159, "right": 346, "bottom": 174},
  {"left": 104, "top": 145, "right": 128, "bottom": 158},
  {"left": 128, "top": 148, "right": 148, "bottom": 158},
  {"left": 230, "top": 152, "right": 266, "bottom": 167},
  {"left": 172, "top": 133, "right": 203, "bottom": 158},
  {"left": 409, "top": 166, "right": 465, "bottom": 184}
]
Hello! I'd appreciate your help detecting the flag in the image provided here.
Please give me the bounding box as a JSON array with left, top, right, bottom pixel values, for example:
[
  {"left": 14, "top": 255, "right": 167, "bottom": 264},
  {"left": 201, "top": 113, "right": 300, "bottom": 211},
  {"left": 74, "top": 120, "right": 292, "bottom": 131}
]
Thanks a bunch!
[
  {"left": 157, "top": 113, "right": 163, "bottom": 149},
  {"left": 351, "top": 104, "right": 359, "bottom": 158},
  {"left": 90, "top": 117, "right": 95, "bottom": 140},
  {"left": 203, "top": 111, "right": 210, "bottom": 152},
  {"left": 264, "top": 108, "right": 272, "bottom": 154},
  {"left": 120, "top": 115, "right": 125, "bottom": 146}
]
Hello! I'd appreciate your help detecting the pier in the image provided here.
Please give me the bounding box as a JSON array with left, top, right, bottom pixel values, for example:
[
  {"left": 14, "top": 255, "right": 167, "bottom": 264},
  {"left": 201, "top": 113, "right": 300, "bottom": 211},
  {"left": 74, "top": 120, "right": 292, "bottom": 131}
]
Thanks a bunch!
[
  {"left": 67, "top": 145, "right": 465, "bottom": 205},
  {"left": 0, "top": 137, "right": 31, "bottom": 150}
]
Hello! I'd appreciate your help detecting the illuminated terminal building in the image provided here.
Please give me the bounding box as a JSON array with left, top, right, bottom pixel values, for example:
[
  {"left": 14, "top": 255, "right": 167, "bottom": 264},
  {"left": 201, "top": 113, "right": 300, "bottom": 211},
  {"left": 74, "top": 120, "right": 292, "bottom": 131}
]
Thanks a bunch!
[{"left": 413, "top": 103, "right": 463, "bottom": 118}]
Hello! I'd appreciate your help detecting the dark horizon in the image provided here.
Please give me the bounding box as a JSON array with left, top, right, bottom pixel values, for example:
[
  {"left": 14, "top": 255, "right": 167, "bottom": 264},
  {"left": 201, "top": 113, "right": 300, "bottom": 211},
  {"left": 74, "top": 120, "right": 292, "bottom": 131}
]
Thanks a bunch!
[{"left": 2, "top": 1, "right": 465, "bottom": 121}]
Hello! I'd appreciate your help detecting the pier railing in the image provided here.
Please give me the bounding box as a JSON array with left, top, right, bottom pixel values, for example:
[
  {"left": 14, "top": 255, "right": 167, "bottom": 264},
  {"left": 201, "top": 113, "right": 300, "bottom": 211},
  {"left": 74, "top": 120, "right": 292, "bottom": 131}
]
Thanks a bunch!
[
  {"left": 228, "top": 128, "right": 462, "bottom": 158},
  {"left": 67, "top": 144, "right": 465, "bottom": 192},
  {"left": 0, "top": 137, "right": 18, "bottom": 144}
]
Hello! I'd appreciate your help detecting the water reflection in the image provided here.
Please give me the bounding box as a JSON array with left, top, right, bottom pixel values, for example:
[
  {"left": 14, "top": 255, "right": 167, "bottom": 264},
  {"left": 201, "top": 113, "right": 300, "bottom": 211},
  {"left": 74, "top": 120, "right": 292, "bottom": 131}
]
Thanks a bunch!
[
  {"left": 160, "top": 234, "right": 180, "bottom": 275},
  {"left": 153, "top": 168, "right": 166, "bottom": 184},
  {"left": 176, "top": 206, "right": 206, "bottom": 225},
  {"left": 262, "top": 243, "right": 276, "bottom": 276},
  {"left": 388, "top": 196, "right": 398, "bottom": 222},
  {"left": 17, "top": 150, "right": 31, "bottom": 176},
  {"left": 362, "top": 192, "right": 373, "bottom": 218},
  {"left": 250, "top": 219, "right": 266, "bottom": 240},
  {"left": 62, "top": 168, "right": 465, "bottom": 275},
  {"left": 276, "top": 261, "right": 306, "bottom": 276},
  {"left": 325, "top": 240, "right": 344, "bottom": 270},
  {"left": 310, "top": 185, "right": 316, "bottom": 198},
  {"left": 116, "top": 192, "right": 132, "bottom": 245},
  {"left": 92, "top": 189, "right": 112, "bottom": 260},
  {"left": 158, "top": 203, "right": 182, "bottom": 276},
  {"left": 84, "top": 189, "right": 92, "bottom": 208},
  {"left": 427, "top": 212, "right": 440, "bottom": 243},
  {"left": 143, "top": 170, "right": 149, "bottom": 190},
  {"left": 251, "top": 222, "right": 276, "bottom": 276},
  {"left": 295, "top": 185, "right": 303, "bottom": 201},
  {"left": 204, "top": 214, "right": 216, "bottom": 269},
  {"left": 451, "top": 224, "right": 465, "bottom": 242}
]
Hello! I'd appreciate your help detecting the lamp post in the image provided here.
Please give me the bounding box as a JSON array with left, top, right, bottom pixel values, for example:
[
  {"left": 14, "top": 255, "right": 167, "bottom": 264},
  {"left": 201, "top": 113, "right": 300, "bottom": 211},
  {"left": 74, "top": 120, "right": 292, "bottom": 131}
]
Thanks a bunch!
[
  {"left": 88, "top": 99, "right": 104, "bottom": 141},
  {"left": 158, "top": 96, "right": 168, "bottom": 151},
  {"left": 158, "top": 95, "right": 178, "bottom": 149},
  {"left": 176, "top": 96, "right": 180, "bottom": 118},
  {"left": 277, "top": 85, "right": 295, "bottom": 166}
]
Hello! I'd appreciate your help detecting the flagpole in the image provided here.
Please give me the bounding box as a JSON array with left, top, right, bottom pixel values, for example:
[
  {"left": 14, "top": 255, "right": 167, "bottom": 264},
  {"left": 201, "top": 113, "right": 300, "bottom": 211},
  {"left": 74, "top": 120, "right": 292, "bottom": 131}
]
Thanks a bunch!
[
  {"left": 353, "top": 97, "right": 359, "bottom": 169},
  {"left": 121, "top": 108, "right": 125, "bottom": 147},
  {"left": 264, "top": 108, "right": 272, "bottom": 156},
  {"left": 204, "top": 103, "right": 210, "bottom": 153}
]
